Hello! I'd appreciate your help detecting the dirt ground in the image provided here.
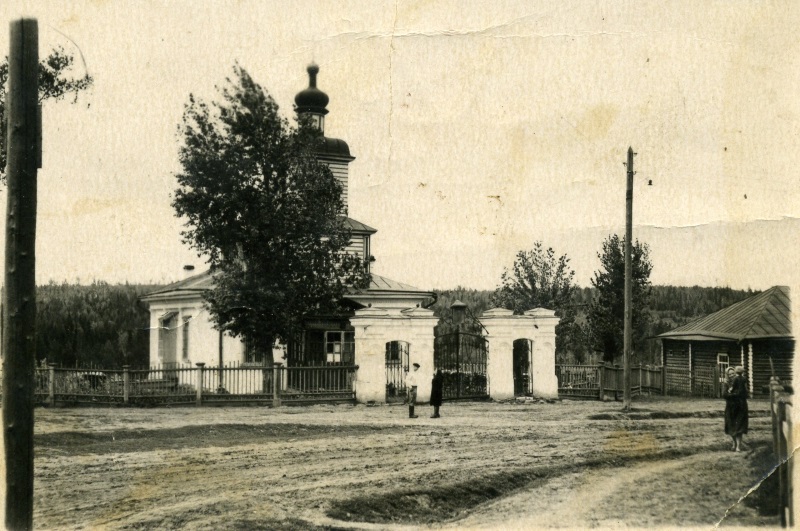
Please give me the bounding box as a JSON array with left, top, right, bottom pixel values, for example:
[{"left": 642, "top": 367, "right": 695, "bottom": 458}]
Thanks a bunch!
[{"left": 9, "top": 396, "right": 783, "bottom": 530}]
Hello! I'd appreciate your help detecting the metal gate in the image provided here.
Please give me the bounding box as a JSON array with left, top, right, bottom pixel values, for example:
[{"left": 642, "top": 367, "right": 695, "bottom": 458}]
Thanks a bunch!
[
  {"left": 434, "top": 331, "right": 488, "bottom": 399},
  {"left": 385, "top": 341, "right": 409, "bottom": 402}
]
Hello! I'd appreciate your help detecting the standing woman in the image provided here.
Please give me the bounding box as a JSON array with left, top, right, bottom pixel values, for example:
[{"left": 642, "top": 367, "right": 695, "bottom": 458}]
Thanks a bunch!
[
  {"left": 724, "top": 366, "right": 749, "bottom": 451},
  {"left": 722, "top": 367, "right": 737, "bottom": 450},
  {"left": 430, "top": 369, "right": 444, "bottom": 418}
]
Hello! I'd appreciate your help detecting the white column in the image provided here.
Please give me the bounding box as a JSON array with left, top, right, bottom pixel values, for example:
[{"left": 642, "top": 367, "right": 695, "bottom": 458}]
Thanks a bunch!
[
  {"left": 149, "top": 309, "right": 161, "bottom": 366},
  {"left": 349, "top": 307, "right": 437, "bottom": 403},
  {"left": 480, "top": 307, "right": 560, "bottom": 400},
  {"left": 525, "top": 308, "right": 559, "bottom": 399},
  {"left": 350, "top": 308, "right": 390, "bottom": 403},
  {"left": 480, "top": 308, "right": 518, "bottom": 400}
]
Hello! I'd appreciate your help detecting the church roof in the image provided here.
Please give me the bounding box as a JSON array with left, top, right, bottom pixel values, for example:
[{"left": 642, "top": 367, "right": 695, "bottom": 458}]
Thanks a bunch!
[
  {"left": 315, "top": 137, "right": 352, "bottom": 159},
  {"left": 140, "top": 269, "right": 214, "bottom": 301},
  {"left": 658, "top": 286, "right": 792, "bottom": 341},
  {"left": 342, "top": 216, "right": 377, "bottom": 234},
  {"left": 366, "top": 273, "right": 428, "bottom": 293},
  {"left": 294, "top": 63, "right": 329, "bottom": 115},
  {"left": 141, "top": 271, "right": 431, "bottom": 302}
]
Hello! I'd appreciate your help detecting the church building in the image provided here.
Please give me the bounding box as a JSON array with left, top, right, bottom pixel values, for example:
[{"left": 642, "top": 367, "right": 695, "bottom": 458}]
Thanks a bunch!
[
  {"left": 141, "top": 64, "right": 560, "bottom": 403},
  {"left": 141, "top": 64, "right": 440, "bottom": 402}
]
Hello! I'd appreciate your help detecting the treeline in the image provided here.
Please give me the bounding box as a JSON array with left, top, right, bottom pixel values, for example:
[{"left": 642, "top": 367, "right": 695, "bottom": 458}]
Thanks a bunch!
[
  {"left": 432, "top": 284, "right": 757, "bottom": 363},
  {"left": 25, "top": 282, "right": 757, "bottom": 370},
  {"left": 572, "top": 285, "right": 758, "bottom": 321},
  {"left": 30, "top": 282, "right": 163, "bottom": 369},
  {"left": 429, "top": 288, "right": 494, "bottom": 335}
]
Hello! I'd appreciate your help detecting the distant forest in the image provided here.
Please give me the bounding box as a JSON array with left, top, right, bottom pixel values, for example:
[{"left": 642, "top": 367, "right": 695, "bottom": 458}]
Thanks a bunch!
[
  {"left": 30, "top": 282, "right": 162, "bottom": 369},
  {"left": 430, "top": 285, "right": 758, "bottom": 364},
  {"left": 25, "top": 282, "right": 756, "bottom": 368}
]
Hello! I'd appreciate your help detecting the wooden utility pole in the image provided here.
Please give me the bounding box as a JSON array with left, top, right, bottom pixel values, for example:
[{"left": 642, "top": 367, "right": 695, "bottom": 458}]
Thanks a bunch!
[
  {"left": 623, "top": 147, "right": 634, "bottom": 411},
  {"left": 3, "top": 18, "right": 39, "bottom": 531}
]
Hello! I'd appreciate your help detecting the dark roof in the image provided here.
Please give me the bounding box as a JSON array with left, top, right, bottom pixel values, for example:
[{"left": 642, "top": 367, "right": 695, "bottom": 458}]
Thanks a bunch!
[
  {"left": 315, "top": 137, "right": 352, "bottom": 159},
  {"left": 294, "top": 63, "right": 329, "bottom": 115},
  {"left": 140, "top": 269, "right": 214, "bottom": 300},
  {"left": 366, "top": 273, "right": 429, "bottom": 293},
  {"left": 341, "top": 216, "right": 377, "bottom": 234},
  {"left": 658, "top": 286, "right": 792, "bottom": 341},
  {"left": 142, "top": 270, "right": 429, "bottom": 303}
]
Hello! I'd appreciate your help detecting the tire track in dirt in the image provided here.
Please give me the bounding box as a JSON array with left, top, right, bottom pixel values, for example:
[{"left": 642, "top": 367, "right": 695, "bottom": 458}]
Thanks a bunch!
[{"left": 447, "top": 450, "right": 763, "bottom": 529}]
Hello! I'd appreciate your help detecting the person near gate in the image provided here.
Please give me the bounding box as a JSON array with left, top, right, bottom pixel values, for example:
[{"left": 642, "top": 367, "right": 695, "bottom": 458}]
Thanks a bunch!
[
  {"left": 723, "top": 365, "right": 749, "bottom": 451},
  {"left": 430, "top": 369, "right": 444, "bottom": 418},
  {"left": 405, "top": 362, "right": 421, "bottom": 418}
]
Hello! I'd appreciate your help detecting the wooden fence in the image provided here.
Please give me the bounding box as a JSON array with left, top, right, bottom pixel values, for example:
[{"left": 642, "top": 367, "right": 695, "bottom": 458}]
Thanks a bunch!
[
  {"left": 556, "top": 364, "right": 664, "bottom": 400},
  {"left": 769, "top": 377, "right": 794, "bottom": 527},
  {"left": 34, "top": 363, "right": 358, "bottom": 407}
]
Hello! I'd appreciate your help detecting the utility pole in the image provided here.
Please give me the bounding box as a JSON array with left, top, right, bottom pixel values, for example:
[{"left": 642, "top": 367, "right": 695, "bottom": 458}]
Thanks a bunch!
[
  {"left": 3, "top": 18, "right": 39, "bottom": 531},
  {"left": 623, "top": 147, "right": 634, "bottom": 411}
]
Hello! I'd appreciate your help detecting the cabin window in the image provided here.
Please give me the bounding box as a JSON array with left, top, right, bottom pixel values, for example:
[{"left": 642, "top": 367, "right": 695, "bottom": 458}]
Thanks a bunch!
[{"left": 717, "top": 353, "right": 730, "bottom": 382}]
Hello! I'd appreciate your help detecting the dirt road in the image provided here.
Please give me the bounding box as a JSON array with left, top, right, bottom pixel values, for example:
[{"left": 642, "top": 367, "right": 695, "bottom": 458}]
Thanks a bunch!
[{"left": 24, "top": 397, "right": 778, "bottom": 529}]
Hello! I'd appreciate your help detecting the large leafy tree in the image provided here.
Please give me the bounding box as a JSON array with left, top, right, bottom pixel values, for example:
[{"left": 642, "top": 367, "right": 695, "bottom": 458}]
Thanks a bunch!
[
  {"left": 492, "top": 242, "right": 585, "bottom": 361},
  {"left": 173, "top": 66, "right": 369, "bottom": 362},
  {"left": 0, "top": 47, "right": 93, "bottom": 181},
  {"left": 588, "top": 234, "right": 653, "bottom": 364}
]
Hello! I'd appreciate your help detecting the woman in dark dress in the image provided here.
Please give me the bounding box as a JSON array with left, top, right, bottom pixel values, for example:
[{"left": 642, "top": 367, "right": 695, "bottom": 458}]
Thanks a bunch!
[
  {"left": 723, "top": 366, "right": 749, "bottom": 451},
  {"left": 430, "top": 369, "right": 444, "bottom": 418}
]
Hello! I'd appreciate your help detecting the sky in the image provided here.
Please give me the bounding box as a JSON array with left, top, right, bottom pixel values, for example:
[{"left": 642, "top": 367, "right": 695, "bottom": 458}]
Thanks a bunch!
[{"left": 1, "top": 1, "right": 799, "bottom": 291}]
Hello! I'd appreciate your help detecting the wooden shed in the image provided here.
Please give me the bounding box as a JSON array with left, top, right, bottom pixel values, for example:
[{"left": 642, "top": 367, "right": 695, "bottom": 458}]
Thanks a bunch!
[{"left": 658, "top": 286, "right": 793, "bottom": 397}]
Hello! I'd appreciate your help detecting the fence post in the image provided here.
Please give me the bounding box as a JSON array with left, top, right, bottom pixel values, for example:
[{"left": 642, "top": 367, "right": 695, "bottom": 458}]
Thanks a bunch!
[
  {"left": 195, "top": 363, "right": 205, "bottom": 406},
  {"left": 48, "top": 363, "right": 56, "bottom": 407},
  {"left": 122, "top": 365, "right": 130, "bottom": 405},
  {"left": 639, "top": 365, "right": 643, "bottom": 394},
  {"left": 777, "top": 399, "right": 788, "bottom": 527},
  {"left": 597, "top": 364, "right": 604, "bottom": 401},
  {"left": 661, "top": 364, "right": 667, "bottom": 396},
  {"left": 713, "top": 366, "right": 720, "bottom": 398},
  {"left": 272, "top": 362, "right": 282, "bottom": 407},
  {"left": 769, "top": 377, "right": 783, "bottom": 455}
]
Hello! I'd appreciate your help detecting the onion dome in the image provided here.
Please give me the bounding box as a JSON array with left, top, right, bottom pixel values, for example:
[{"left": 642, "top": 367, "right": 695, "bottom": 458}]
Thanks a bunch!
[{"left": 294, "top": 63, "right": 329, "bottom": 116}]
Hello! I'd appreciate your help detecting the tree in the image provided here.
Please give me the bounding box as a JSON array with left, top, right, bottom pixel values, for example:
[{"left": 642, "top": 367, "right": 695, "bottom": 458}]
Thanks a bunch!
[
  {"left": 0, "top": 47, "right": 93, "bottom": 182},
  {"left": 173, "top": 66, "right": 369, "bottom": 363},
  {"left": 491, "top": 242, "right": 585, "bottom": 361},
  {"left": 587, "top": 234, "right": 653, "bottom": 364}
]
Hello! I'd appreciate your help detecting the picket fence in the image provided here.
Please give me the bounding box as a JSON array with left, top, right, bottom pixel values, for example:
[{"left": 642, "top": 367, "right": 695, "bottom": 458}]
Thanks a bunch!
[
  {"left": 34, "top": 362, "right": 358, "bottom": 407},
  {"left": 556, "top": 363, "right": 664, "bottom": 400},
  {"left": 769, "top": 377, "right": 794, "bottom": 527}
]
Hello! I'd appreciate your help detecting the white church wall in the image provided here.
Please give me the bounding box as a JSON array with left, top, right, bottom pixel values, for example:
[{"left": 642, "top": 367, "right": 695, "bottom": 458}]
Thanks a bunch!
[{"left": 147, "top": 298, "right": 245, "bottom": 370}]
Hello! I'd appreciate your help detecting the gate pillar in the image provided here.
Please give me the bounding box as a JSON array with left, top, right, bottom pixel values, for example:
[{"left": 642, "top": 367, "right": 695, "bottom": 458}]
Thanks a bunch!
[
  {"left": 525, "top": 308, "right": 559, "bottom": 399},
  {"left": 480, "top": 307, "right": 560, "bottom": 400},
  {"left": 480, "top": 308, "right": 518, "bottom": 400},
  {"left": 350, "top": 306, "right": 438, "bottom": 404}
]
